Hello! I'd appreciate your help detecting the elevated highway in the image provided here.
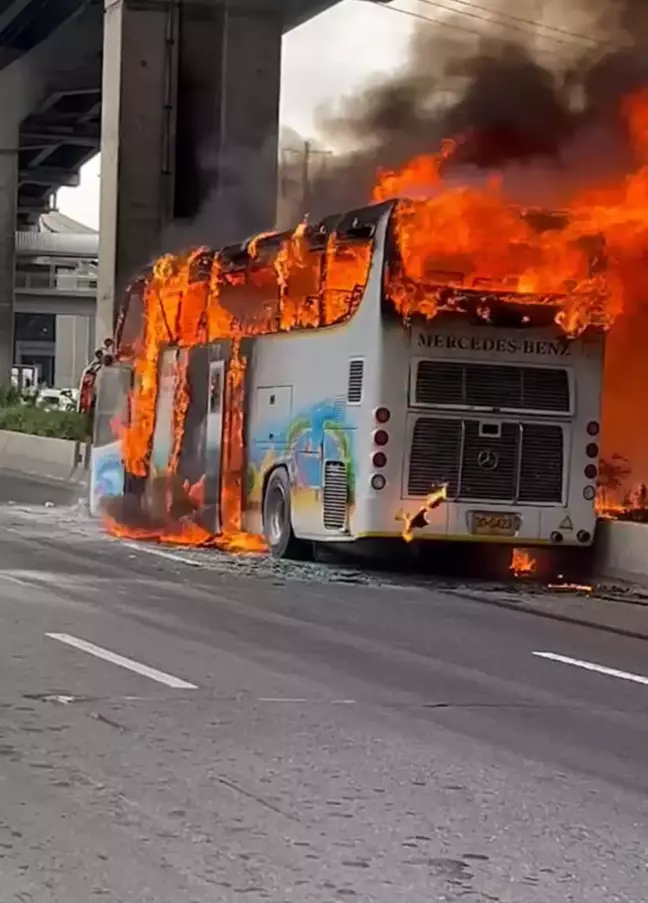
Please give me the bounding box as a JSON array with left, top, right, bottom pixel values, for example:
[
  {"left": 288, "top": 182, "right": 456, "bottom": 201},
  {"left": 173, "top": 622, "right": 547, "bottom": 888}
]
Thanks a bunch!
[
  {"left": 0, "top": 0, "right": 362, "bottom": 380},
  {"left": 0, "top": 0, "right": 343, "bottom": 228}
]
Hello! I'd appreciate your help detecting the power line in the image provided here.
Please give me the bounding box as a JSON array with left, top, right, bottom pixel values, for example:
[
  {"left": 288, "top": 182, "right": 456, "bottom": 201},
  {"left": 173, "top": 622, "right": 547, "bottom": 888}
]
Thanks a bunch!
[
  {"left": 418, "top": 0, "right": 623, "bottom": 51},
  {"left": 362, "top": 1, "right": 575, "bottom": 64},
  {"left": 420, "top": 0, "right": 589, "bottom": 48},
  {"left": 416, "top": 0, "right": 599, "bottom": 50}
]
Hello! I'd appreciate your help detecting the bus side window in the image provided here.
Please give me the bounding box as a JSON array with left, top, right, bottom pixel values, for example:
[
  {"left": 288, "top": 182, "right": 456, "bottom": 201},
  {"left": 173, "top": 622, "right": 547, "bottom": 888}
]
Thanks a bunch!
[{"left": 322, "top": 237, "right": 372, "bottom": 326}]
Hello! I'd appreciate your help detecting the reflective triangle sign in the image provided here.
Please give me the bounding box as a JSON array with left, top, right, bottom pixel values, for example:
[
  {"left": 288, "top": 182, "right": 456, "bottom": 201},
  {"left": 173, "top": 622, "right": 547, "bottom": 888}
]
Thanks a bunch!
[{"left": 559, "top": 515, "right": 573, "bottom": 531}]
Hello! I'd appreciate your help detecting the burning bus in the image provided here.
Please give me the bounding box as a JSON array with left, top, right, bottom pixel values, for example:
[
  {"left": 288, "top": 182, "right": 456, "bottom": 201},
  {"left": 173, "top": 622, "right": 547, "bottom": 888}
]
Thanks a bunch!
[{"left": 92, "top": 196, "right": 608, "bottom": 559}]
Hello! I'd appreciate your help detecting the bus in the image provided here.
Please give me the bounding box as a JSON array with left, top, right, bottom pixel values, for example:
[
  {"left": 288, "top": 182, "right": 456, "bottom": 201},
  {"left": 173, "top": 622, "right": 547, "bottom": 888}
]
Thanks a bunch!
[{"left": 92, "top": 198, "right": 606, "bottom": 559}]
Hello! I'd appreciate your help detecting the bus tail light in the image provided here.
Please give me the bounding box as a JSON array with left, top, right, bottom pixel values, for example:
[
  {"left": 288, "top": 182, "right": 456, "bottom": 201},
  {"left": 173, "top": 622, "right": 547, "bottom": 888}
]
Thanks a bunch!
[
  {"left": 371, "top": 474, "right": 386, "bottom": 490},
  {"left": 586, "top": 421, "right": 600, "bottom": 436},
  {"left": 584, "top": 464, "right": 597, "bottom": 479},
  {"left": 373, "top": 429, "right": 389, "bottom": 447},
  {"left": 375, "top": 407, "right": 391, "bottom": 424},
  {"left": 585, "top": 442, "right": 599, "bottom": 458},
  {"left": 577, "top": 530, "right": 591, "bottom": 543},
  {"left": 583, "top": 485, "right": 596, "bottom": 500},
  {"left": 372, "top": 452, "right": 387, "bottom": 468}
]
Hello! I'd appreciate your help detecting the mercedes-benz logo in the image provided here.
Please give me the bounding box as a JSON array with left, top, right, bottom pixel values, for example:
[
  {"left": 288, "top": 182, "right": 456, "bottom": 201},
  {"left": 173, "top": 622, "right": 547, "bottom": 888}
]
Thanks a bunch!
[{"left": 477, "top": 448, "right": 499, "bottom": 471}]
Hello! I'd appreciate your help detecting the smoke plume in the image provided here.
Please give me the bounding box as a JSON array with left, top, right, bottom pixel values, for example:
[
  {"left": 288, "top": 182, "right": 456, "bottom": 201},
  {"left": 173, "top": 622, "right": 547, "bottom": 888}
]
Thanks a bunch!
[
  {"left": 276, "top": 0, "right": 648, "bottom": 487},
  {"left": 279, "top": 0, "right": 648, "bottom": 219}
]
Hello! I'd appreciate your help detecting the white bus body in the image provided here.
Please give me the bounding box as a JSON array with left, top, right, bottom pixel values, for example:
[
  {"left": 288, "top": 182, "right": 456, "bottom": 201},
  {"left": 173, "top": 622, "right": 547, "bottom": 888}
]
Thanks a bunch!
[{"left": 244, "top": 208, "right": 604, "bottom": 552}]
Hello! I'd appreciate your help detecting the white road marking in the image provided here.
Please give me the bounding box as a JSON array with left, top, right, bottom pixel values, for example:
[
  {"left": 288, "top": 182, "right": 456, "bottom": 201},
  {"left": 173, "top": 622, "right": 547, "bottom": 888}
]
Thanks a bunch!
[
  {"left": 123, "top": 542, "right": 202, "bottom": 567},
  {"left": 533, "top": 651, "right": 648, "bottom": 687},
  {"left": 46, "top": 633, "right": 198, "bottom": 690},
  {"left": 257, "top": 698, "right": 356, "bottom": 705},
  {"left": 0, "top": 571, "right": 45, "bottom": 587},
  {"left": 258, "top": 698, "right": 309, "bottom": 703}
]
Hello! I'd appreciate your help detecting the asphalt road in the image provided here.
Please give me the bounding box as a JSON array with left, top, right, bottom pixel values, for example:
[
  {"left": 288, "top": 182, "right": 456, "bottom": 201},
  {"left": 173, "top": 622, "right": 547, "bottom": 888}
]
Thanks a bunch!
[{"left": 1, "top": 471, "right": 648, "bottom": 902}]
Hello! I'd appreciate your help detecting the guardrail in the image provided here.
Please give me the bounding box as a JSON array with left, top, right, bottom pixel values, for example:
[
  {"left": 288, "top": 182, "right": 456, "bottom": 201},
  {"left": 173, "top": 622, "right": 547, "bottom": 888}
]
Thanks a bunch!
[
  {"left": 594, "top": 520, "right": 648, "bottom": 585},
  {"left": 0, "top": 429, "right": 89, "bottom": 484},
  {"left": 15, "top": 270, "right": 97, "bottom": 293}
]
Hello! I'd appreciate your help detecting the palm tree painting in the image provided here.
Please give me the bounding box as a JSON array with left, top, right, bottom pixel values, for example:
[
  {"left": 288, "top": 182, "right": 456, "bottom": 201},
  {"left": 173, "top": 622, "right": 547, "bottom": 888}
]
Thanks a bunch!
[
  {"left": 285, "top": 416, "right": 312, "bottom": 488},
  {"left": 247, "top": 400, "right": 356, "bottom": 508}
]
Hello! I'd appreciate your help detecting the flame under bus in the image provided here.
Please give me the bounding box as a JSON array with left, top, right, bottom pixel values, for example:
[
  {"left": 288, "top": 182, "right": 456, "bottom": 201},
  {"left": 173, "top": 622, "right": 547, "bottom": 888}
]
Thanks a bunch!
[{"left": 95, "top": 198, "right": 605, "bottom": 556}]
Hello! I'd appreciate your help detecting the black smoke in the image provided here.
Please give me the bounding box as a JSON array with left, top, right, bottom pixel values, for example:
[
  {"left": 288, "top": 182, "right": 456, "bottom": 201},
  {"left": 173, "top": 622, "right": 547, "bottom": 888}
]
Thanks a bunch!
[{"left": 279, "top": 0, "right": 648, "bottom": 220}]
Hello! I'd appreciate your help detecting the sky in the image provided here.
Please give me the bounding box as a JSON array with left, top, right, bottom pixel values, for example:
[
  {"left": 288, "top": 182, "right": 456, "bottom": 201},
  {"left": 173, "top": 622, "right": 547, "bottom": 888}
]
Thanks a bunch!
[{"left": 57, "top": 0, "right": 414, "bottom": 230}]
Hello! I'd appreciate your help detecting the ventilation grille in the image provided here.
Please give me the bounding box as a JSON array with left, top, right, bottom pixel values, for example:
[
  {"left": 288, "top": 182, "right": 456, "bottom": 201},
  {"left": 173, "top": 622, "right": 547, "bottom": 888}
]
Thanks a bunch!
[
  {"left": 518, "top": 424, "right": 564, "bottom": 502},
  {"left": 347, "top": 360, "right": 364, "bottom": 403},
  {"left": 408, "top": 418, "right": 461, "bottom": 497},
  {"left": 323, "top": 461, "right": 348, "bottom": 530},
  {"left": 415, "top": 361, "right": 570, "bottom": 413},
  {"left": 408, "top": 417, "right": 564, "bottom": 503}
]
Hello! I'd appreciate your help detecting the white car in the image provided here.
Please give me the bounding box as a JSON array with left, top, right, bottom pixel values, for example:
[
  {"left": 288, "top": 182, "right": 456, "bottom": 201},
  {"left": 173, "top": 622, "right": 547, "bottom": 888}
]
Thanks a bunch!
[{"left": 36, "top": 389, "right": 77, "bottom": 412}]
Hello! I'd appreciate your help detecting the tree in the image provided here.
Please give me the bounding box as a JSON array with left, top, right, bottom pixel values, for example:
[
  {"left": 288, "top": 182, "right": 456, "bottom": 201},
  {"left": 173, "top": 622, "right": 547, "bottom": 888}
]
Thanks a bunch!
[{"left": 598, "top": 454, "right": 631, "bottom": 491}]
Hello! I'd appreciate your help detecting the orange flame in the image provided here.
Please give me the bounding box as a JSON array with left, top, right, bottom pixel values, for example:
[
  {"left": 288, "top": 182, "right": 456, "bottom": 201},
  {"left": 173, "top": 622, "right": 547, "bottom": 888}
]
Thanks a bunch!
[
  {"left": 109, "top": 88, "right": 648, "bottom": 552},
  {"left": 510, "top": 548, "right": 537, "bottom": 578},
  {"left": 547, "top": 582, "right": 593, "bottom": 593},
  {"left": 401, "top": 484, "right": 448, "bottom": 543}
]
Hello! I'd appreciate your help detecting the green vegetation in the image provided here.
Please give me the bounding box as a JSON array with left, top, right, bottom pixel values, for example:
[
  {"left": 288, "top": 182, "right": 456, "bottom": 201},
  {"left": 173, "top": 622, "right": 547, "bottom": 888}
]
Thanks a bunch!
[
  {"left": 0, "top": 406, "right": 89, "bottom": 441},
  {"left": 0, "top": 385, "right": 23, "bottom": 407},
  {"left": 0, "top": 386, "right": 89, "bottom": 441}
]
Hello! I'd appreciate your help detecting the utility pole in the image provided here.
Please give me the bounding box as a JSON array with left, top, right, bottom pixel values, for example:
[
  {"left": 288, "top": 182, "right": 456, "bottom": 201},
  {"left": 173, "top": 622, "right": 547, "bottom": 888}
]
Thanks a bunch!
[
  {"left": 301, "top": 140, "right": 311, "bottom": 214},
  {"left": 280, "top": 140, "right": 332, "bottom": 220}
]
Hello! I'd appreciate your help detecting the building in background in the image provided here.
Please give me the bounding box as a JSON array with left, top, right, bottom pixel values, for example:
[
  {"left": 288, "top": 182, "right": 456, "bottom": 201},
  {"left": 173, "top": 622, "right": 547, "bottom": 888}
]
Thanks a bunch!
[{"left": 15, "top": 211, "right": 98, "bottom": 388}]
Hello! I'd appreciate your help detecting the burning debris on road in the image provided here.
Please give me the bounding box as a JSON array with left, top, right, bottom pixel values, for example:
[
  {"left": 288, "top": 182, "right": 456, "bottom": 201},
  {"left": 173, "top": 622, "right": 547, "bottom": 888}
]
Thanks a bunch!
[{"left": 510, "top": 548, "right": 537, "bottom": 578}]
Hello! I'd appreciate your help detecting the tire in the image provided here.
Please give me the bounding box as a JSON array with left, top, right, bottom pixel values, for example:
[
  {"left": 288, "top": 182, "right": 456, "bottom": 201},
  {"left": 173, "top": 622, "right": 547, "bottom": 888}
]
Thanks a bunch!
[{"left": 262, "top": 468, "right": 311, "bottom": 559}]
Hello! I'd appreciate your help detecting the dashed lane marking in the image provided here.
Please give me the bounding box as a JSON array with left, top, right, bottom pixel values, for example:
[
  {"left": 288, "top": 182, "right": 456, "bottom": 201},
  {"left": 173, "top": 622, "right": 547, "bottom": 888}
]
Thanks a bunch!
[
  {"left": 122, "top": 542, "right": 203, "bottom": 567},
  {"left": 533, "top": 651, "right": 648, "bottom": 687},
  {"left": 46, "top": 633, "right": 198, "bottom": 690}
]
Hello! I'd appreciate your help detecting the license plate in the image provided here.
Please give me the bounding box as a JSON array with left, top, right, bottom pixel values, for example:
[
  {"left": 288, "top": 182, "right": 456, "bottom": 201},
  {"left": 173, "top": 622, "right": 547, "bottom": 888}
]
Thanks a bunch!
[{"left": 470, "top": 512, "right": 519, "bottom": 536}]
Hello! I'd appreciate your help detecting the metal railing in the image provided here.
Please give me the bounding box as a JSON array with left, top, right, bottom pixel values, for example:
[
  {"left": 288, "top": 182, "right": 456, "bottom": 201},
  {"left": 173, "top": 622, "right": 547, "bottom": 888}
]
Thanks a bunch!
[{"left": 15, "top": 269, "right": 97, "bottom": 294}]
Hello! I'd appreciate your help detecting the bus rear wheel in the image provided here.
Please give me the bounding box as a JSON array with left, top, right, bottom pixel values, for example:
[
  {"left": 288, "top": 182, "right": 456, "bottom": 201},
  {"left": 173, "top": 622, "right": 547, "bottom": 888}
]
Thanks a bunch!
[{"left": 262, "top": 468, "right": 311, "bottom": 560}]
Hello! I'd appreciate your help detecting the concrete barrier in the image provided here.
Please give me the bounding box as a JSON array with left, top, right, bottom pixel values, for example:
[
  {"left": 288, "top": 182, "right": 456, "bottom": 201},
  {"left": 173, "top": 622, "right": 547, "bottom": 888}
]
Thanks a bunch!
[
  {"left": 0, "top": 429, "right": 89, "bottom": 484},
  {"left": 594, "top": 519, "right": 648, "bottom": 585}
]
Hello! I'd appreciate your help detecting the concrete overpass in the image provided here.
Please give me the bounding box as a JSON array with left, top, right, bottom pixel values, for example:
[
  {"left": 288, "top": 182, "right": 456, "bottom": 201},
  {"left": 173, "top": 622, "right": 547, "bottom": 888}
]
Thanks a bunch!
[
  {"left": 16, "top": 223, "right": 97, "bottom": 318},
  {"left": 0, "top": 0, "right": 360, "bottom": 381},
  {"left": 14, "top": 214, "right": 98, "bottom": 384}
]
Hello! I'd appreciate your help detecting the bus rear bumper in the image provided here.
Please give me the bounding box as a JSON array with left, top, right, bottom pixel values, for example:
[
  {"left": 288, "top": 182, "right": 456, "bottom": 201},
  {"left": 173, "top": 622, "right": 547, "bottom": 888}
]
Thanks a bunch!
[{"left": 351, "top": 498, "right": 597, "bottom": 547}]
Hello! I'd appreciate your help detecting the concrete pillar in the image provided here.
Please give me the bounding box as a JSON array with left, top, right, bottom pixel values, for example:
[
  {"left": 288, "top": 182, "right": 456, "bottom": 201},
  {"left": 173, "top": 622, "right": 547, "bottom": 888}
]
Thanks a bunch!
[
  {"left": 0, "top": 137, "right": 18, "bottom": 385},
  {"left": 55, "top": 314, "right": 92, "bottom": 389},
  {"left": 97, "top": 0, "right": 177, "bottom": 345},
  {"left": 173, "top": 0, "right": 282, "bottom": 241},
  {"left": 97, "top": 0, "right": 282, "bottom": 343}
]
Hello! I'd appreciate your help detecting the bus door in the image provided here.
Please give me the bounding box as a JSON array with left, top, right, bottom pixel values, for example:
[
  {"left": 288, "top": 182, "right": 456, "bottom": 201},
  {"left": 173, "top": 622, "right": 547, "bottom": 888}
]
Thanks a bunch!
[
  {"left": 202, "top": 357, "right": 226, "bottom": 533},
  {"left": 89, "top": 362, "right": 132, "bottom": 516},
  {"left": 150, "top": 347, "right": 182, "bottom": 477}
]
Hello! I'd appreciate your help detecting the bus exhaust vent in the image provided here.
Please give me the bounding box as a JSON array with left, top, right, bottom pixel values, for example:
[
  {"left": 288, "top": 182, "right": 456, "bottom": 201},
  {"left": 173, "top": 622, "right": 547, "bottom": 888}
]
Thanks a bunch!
[
  {"left": 415, "top": 361, "right": 570, "bottom": 413},
  {"left": 347, "top": 360, "right": 364, "bottom": 403},
  {"left": 407, "top": 417, "right": 564, "bottom": 503},
  {"left": 323, "top": 461, "right": 348, "bottom": 530}
]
